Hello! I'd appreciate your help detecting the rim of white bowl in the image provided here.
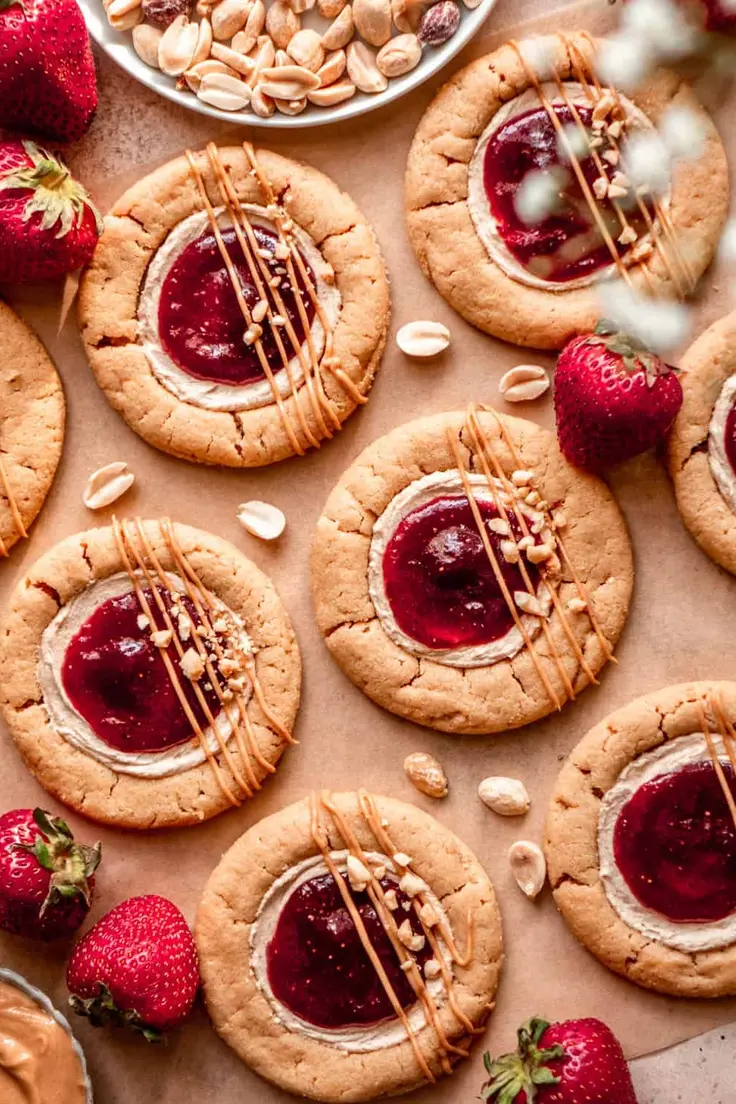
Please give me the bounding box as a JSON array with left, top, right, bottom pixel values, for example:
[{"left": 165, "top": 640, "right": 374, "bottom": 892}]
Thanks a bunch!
[{"left": 80, "top": 0, "right": 497, "bottom": 129}]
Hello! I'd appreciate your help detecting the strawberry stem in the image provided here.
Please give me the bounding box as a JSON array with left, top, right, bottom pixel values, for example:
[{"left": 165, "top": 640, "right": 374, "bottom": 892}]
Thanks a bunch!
[
  {"left": 69, "top": 983, "right": 163, "bottom": 1043},
  {"left": 0, "top": 141, "right": 104, "bottom": 238},
  {"left": 482, "top": 1016, "right": 564, "bottom": 1104},
  {"left": 20, "top": 808, "right": 101, "bottom": 917}
]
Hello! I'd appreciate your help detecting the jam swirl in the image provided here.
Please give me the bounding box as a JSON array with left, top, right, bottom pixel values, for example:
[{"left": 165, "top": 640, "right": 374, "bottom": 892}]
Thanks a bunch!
[
  {"left": 158, "top": 222, "right": 316, "bottom": 387},
  {"left": 381, "top": 494, "right": 541, "bottom": 651},
  {"left": 613, "top": 761, "right": 736, "bottom": 924},
  {"left": 61, "top": 585, "right": 224, "bottom": 754},
  {"left": 266, "top": 871, "right": 431, "bottom": 1029}
]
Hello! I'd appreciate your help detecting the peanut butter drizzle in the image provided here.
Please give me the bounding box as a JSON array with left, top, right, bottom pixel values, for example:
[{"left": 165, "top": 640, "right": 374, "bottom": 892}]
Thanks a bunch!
[
  {"left": 466, "top": 405, "right": 598, "bottom": 688},
  {"left": 485, "top": 404, "right": 615, "bottom": 664},
  {"left": 128, "top": 519, "right": 261, "bottom": 793},
  {"left": 464, "top": 413, "right": 577, "bottom": 700},
  {"left": 108, "top": 517, "right": 293, "bottom": 805},
  {"left": 185, "top": 149, "right": 305, "bottom": 456},
  {"left": 564, "top": 36, "right": 696, "bottom": 295},
  {"left": 509, "top": 40, "right": 634, "bottom": 289},
  {"left": 111, "top": 517, "right": 241, "bottom": 806},
  {"left": 161, "top": 516, "right": 295, "bottom": 748},
  {"left": 0, "top": 452, "right": 27, "bottom": 558},
  {"left": 307, "top": 793, "right": 437, "bottom": 1083},
  {"left": 546, "top": 63, "right": 657, "bottom": 298},
  {"left": 356, "top": 791, "right": 482, "bottom": 1040},
  {"left": 239, "top": 143, "right": 346, "bottom": 430},
  {"left": 446, "top": 423, "right": 563, "bottom": 711},
  {"left": 242, "top": 143, "right": 368, "bottom": 411},
  {"left": 357, "top": 791, "right": 475, "bottom": 969},
  {"left": 700, "top": 693, "right": 736, "bottom": 832},
  {"left": 203, "top": 143, "right": 330, "bottom": 446},
  {"left": 320, "top": 793, "right": 467, "bottom": 1069},
  {"left": 307, "top": 790, "right": 483, "bottom": 1083}
]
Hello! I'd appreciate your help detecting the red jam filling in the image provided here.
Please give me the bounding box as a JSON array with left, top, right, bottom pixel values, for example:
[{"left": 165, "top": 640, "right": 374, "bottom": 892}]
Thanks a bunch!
[
  {"left": 613, "top": 761, "right": 736, "bottom": 923},
  {"left": 382, "top": 494, "right": 541, "bottom": 651},
  {"left": 724, "top": 402, "right": 736, "bottom": 478},
  {"left": 158, "top": 222, "right": 316, "bottom": 386},
  {"left": 61, "top": 586, "right": 223, "bottom": 754},
  {"left": 266, "top": 871, "right": 431, "bottom": 1029},
  {"left": 483, "top": 103, "right": 652, "bottom": 283}
]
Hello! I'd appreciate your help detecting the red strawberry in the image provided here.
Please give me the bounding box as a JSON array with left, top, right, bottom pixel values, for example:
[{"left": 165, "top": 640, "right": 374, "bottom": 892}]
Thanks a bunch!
[
  {"left": 0, "top": 808, "right": 101, "bottom": 941},
  {"left": 482, "top": 1015, "right": 639, "bottom": 1104},
  {"left": 67, "top": 895, "right": 200, "bottom": 1040},
  {"left": 0, "top": 0, "right": 98, "bottom": 143},
  {"left": 0, "top": 140, "right": 103, "bottom": 284},
  {"left": 554, "top": 321, "right": 683, "bottom": 471}
]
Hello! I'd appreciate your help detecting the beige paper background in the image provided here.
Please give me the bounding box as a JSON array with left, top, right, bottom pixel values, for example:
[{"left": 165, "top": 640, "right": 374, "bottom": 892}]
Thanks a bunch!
[{"left": 1, "top": 0, "right": 736, "bottom": 1100}]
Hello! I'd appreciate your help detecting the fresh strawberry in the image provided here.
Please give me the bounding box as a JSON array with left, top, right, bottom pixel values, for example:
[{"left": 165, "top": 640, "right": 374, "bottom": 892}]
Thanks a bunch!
[
  {"left": 482, "top": 1015, "right": 639, "bottom": 1103},
  {"left": 67, "top": 895, "right": 200, "bottom": 1040},
  {"left": 554, "top": 321, "right": 683, "bottom": 471},
  {"left": 0, "top": 140, "right": 103, "bottom": 284},
  {"left": 0, "top": 0, "right": 97, "bottom": 143},
  {"left": 0, "top": 808, "right": 101, "bottom": 941}
]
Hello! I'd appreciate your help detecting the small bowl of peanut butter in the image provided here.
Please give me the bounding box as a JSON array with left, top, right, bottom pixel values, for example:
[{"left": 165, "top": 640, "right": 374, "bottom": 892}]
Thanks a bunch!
[{"left": 0, "top": 967, "right": 93, "bottom": 1104}]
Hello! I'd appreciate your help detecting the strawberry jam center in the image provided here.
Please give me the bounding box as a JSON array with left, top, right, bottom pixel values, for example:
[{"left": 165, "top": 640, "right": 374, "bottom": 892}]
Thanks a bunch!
[
  {"left": 61, "top": 587, "right": 223, "bottom": 754},
  {"left": 613, "top": 762, "right": 736, "bottom": 923},
  {"left": 382, "top": 495, "right": 541, "bottom": 650},
  {"left": 724, "top": 402, "right": 736, "bottom": 477},
  {"left": 483, "top": 102, "right": 651, "bottom": 283},
  {"left": 266, "top": 871, "right": 431, "bottom": 1028},
  {"left": 158, "top": 223, "right": 316, "bottom": 386}
]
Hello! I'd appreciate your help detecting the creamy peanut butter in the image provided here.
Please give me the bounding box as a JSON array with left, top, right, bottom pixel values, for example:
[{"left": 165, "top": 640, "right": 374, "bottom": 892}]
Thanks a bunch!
[{"left": 0, "top": 978, "right": 89, "bottom": 1104}]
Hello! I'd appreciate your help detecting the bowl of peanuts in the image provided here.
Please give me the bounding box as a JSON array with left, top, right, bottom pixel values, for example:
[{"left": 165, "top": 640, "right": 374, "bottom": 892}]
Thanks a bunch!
[{"left": 81, "top": 0, "right": 496, "bottom": 126}]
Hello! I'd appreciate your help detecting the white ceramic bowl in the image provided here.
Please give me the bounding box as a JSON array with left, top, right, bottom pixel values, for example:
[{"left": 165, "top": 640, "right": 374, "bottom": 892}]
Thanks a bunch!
[{"left": 80, "top": 0, "right": 496, "bottom": 129}]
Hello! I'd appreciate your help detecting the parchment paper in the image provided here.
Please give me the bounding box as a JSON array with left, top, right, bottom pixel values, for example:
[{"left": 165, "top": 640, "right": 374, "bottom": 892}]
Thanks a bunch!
[{"left": 1, "top": 0, "right": 736, "bottom": 1100}]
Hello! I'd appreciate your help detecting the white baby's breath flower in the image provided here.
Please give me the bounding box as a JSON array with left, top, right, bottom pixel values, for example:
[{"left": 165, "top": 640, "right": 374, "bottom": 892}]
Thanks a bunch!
[
  {"left": 620, "top": 0, "right": 697, "bottom": 59},
  {"left": 596, "top": 32, "right": 654, "bottom": 93},
  {"left": 598, "top": 281, "right": 692, "bottom": 356},
  {"left": 658, "top": 104, "right": 706, "bottom": 162},
  {"left": 520, "top": 37, "right": 556, "bottom": 80},
  {"left": 621, "top": 131, "right": 671, "bottom": 196},
  {"left": 557, "top": 123, "right": 590, "bottom": 163},
  {"left": 718, "top": 219, "right": 736, "bottom": 264},
  {"left": 514, "top": 167, "right": 567, "bottom": 226}
]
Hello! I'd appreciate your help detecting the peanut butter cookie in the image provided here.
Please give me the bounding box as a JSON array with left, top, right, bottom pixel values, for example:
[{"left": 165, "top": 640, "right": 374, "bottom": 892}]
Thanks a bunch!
[
  {"left": 546, "top": 680, "right": 736, "bottom": 998},
  {"left": 0, "top": 518, "right": 301, "bottom": 829},
  {"left": 196, "top": 790, "right": 503, "bottom": 1101},
  {"left": 668, "top": 310, "right": 736, "bottom": 576},
  {"left": 311, "top": 406, "right": 633, "bottom": 735},
  {"left": 0, "top": 301, "right": 64, "bottom": 557},
  {"left": 405, "top": 33, "right": 727, "bottom": 349},
  {"left": 79, "top": 143, "right": 390, "bottom": 467}
]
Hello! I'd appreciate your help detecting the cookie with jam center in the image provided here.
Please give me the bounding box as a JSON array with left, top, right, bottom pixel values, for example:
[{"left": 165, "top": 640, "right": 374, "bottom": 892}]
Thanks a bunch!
[
  {"left": 0, "top": 301, "right": 64, "bottom": 558},
  {"left": 0, "top": 519, "right": 301, "bottom": 828},
  {"left": 405, "top": 32, "right": 727, "bottom": 349},
  {"left": 196, "top": 790, "right": 502, "bottom": 1101},
  {"left": 668, "top": 309, "right": 736, "bottom": 576},
  {"left": 78, "top": 143, "right": 390, "bottom": 467},
  {"left": 311, "top": 406, "right": 633, "bottom": 735},
  {"left": 545, "top": 680, "right": 736, "bottom": 998}
]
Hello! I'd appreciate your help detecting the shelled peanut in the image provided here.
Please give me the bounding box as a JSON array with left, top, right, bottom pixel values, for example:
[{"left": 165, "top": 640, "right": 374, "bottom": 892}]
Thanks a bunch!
[{"left": 112, "top": 0, "right": 471, "bottom": 114}]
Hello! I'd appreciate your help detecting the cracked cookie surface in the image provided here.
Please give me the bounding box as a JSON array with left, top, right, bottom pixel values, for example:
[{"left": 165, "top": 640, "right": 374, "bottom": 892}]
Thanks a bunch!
[
  {"left": 78, "top": 146, "right": 390, "bottom": 468},
  {"left": 311, "top": 408, "right": 633, "bottom": 735},
  {"left": 0, "top": 301, "right": 64, "bottom": 557},
  {"left": 545, "top": 680, "right": 736, "bottom": 998},
  {"left": 0, "top": 520, "right": 301, "bottom": 829},
  {"left": 668, "top": 310, "right": 736, "bottom": 575},
  {"left": 405, "top": 33, "right": 728, "bottom": 350},
  {"left": 195, "top": 790, "right": 503, "bottom": 1102}
]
